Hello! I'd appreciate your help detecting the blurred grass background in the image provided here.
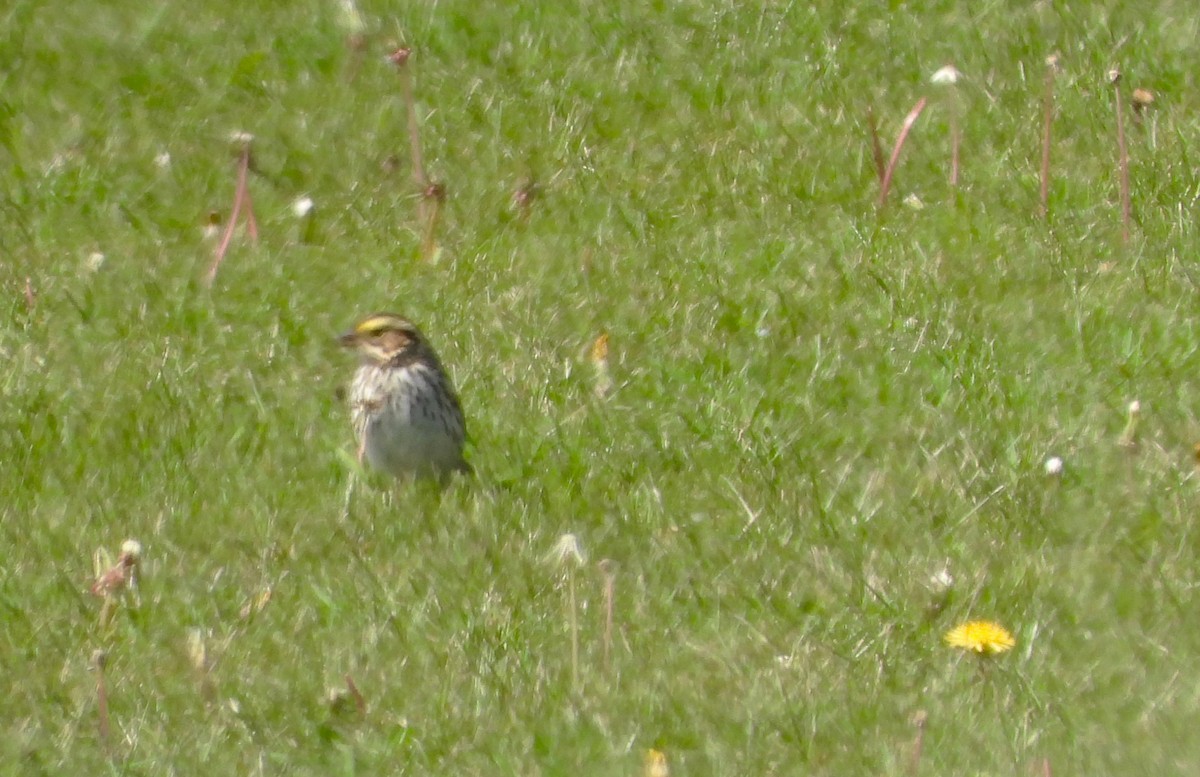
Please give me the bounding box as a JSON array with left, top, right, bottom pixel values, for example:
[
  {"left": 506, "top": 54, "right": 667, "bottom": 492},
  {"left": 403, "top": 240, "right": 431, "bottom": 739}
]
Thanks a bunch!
[{"left": 4, "top": 0, "right": 1200, "bottom": 773}]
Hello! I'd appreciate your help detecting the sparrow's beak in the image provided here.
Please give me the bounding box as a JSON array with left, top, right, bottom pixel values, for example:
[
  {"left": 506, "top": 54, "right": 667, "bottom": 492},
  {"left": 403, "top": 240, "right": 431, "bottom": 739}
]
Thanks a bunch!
[{"left": 337, "top": 330, "right": 360, "bottom": 349}]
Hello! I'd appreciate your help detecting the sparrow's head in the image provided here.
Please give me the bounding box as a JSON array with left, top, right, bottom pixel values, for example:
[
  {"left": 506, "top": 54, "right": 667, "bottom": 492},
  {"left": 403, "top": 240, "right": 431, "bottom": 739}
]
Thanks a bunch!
[{"left": 338, "top": 313, "right": 424, "bottom": 365}]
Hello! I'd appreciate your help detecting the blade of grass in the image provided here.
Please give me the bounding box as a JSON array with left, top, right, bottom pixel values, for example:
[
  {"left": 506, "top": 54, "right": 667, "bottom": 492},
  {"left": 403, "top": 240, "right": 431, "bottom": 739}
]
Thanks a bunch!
[
  {"left": 1110, "top": 69, "right": 1131, "bottom": 243},
  {"left": 867, "top": 107, "right": 886, "bottom": 184},
  {"left": 1039, "top": 55, "right": 1059, "bottom": 218}
]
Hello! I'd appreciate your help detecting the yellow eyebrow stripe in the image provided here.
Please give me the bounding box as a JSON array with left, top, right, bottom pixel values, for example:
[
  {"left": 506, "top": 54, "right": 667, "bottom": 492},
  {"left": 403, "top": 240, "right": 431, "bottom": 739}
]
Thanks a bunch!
[{"left": 356, "top": 316, "right": 394, "bottom": 333}]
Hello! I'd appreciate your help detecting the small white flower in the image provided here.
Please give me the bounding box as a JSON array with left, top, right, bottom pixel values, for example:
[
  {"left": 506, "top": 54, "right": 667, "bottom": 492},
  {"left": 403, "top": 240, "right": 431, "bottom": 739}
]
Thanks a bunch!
[
  {"left": 1128, "top": 400, "right": 1141, "bottom": 416},
  {"left": 928, "top": 568, "right": 954, "bottom": 592},
  {"left": 154, "top": 151, "right": 172, "bottom": 169},
  {"left": 229, "top": 131, "right": 254, "bottom": 146},
  {"left": 84, "top": 252, "right": 106, "bottom": 272},
  {"left": 292, "top": 196, "right": 315, "bottom": 218},
  {"left": 930, "top": 64, "right": 962, "bottom": 85},
  {"left": 1044, "top": 456, "right": 1064, "bottom": 476},
  {"left": 546, "top": 533, "right": 585, "bottom": 568},
  {"left": 902, "top": 193, "right": 925, "bottom": 210}
]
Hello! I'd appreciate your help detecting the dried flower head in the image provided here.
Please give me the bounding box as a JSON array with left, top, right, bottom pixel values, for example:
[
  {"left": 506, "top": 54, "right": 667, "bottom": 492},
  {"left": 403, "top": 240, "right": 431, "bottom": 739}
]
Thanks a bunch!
[
  {"left": 423, "top": 182, "right": 447, "bottom": 202},
  {"left": 1044, "top": 456, "right": 1064, "bottom": 476},
  {"left": 512, "top": 180, "right": 538, "bottom": 211},
  {"left": 388, "top": 47, "right": 411, "bottom": 67},
  {"left": 1131, "top": 88, "right": 1155, "bottom": 113},
  {"left": 202, "top": 211, "right": 222, "bottom": 241},
  {"left": 944, "top": 620, "right": 1016, "bottom": 655},
  {"left": 1107, "top": 68, "right": 1122, "bottom": 86},
  {"left": 644, "top": 749, "right": 670, "bottom": 777},
  {"left": 91, "top": 539, "right": 142, "bottom": 597},
  {"left": 590, "top": 332, "right": 614, "bottom": 397},
  {"left": 590, "top": 332, "right": 610, "bottom": 365}
]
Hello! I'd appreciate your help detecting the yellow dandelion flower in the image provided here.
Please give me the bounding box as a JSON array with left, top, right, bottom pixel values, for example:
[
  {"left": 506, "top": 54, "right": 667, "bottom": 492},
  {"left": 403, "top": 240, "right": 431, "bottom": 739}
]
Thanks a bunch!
[{"left": 944, "top": 620, "right": 1015, "bottom": 655}]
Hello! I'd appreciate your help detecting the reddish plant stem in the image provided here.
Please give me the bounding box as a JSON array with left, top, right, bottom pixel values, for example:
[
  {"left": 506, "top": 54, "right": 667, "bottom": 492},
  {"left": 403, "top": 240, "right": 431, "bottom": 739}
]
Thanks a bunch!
[
  {"left": 395, "top": 53, "right": 429, "bottom": 191},
  {"left": 879, "top": 97, "right": 928, "bottom": 207},
  {"left": 391, "top": 48, "right": 444, "bottom": 259},
  {"left": 599, "top": 560, "right": 616, "bottom": 670},
  {"left": 344, "top": 673, "right": 367, "bottom": 716},
  {"left": 207, "top": 145, "right": 256, "bottom": 285},
  {"left": 908, "top": 710, "right": 927, "bottom": 775},
  {"left": 420, "top": 183, "right": 445, "bottom": 261},
  {"left": 243, "top": 158, "right": 259, "bottom": 244}
]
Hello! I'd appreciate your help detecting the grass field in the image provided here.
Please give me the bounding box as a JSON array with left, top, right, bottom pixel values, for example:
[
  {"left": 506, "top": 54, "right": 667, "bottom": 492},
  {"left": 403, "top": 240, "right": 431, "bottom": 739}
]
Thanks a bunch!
[{"left": 5, "top": 0, "right": 1200, "bottom": 773}]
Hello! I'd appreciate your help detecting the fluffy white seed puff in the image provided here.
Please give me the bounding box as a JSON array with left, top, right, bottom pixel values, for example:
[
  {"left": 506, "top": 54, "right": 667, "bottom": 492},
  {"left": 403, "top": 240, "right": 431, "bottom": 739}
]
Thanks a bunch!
[
  {"left": 292, "top": 196, "right": 315, "bottom": 218},
  {"left": 930, "top": 64, "right": 962, "bottom": 85}
]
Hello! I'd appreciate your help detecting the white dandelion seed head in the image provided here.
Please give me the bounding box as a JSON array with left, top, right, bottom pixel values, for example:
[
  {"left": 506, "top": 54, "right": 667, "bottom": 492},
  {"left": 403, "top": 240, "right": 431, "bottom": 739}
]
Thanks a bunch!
[
  {"left": 546, "top": 533, "right": 586, "bottom": 568},
  {"left": 1128, "top": 400, "right": 1141, "bottom": 415},
  {"left": 292, "top": 196, "right": 315, "bottom": 218},
  {"left": 154, "top": 151, "right": 172, "bottom": 169},
  {"left": 120, "top": 539, "right": 143, "bottom": 560},
  {"left": 1044, "top": 456, "right": 1064, "bottom": 476},
  {"left": 930, "top": 64, "right": 962, "bottom": 85}
]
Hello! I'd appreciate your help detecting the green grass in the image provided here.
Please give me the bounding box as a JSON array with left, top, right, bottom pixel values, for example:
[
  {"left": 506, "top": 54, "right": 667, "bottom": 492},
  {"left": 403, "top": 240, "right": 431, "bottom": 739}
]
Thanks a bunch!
[{"left": 5, "top": 0, "right": 1200, "bottom": 772}]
